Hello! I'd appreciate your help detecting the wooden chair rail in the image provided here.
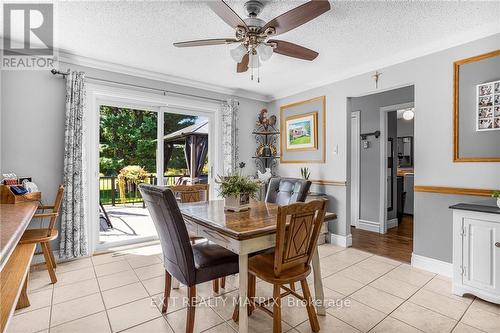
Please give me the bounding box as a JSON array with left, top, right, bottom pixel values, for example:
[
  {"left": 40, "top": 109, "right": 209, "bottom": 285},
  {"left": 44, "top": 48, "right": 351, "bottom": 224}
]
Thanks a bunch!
[
  {"left": 0, "top": 243, "right": 36, "bottom": 333},
  {"left": 414, "top": 185, "right": 497, "bottom": 197}
]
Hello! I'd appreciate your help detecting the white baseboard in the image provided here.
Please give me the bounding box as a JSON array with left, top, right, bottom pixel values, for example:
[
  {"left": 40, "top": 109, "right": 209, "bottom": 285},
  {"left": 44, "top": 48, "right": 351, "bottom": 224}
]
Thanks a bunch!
[
  {"left": 387, "top": 218, "right": 398, "bottom": 229},
  {"left": 329, "top": 233, "right": 352, "bottom": 247},
  {"left": 411, "top": 253, "right": 452, "bottom": 277},
  {"left": 358, "top": 219, "right": 380, "bottom": 233}
]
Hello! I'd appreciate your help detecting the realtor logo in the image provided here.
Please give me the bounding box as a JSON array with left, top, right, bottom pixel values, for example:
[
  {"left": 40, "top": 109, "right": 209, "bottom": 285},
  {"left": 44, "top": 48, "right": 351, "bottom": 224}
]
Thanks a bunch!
[{"left": 2, "top": 3, "right": 56, "bottom": 69}]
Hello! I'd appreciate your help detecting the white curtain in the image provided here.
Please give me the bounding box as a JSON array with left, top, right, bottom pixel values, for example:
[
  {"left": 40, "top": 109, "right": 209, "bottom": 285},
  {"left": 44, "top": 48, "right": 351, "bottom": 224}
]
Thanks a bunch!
[
  {"left": 220, "top": 99, "right": 239, "bottom": 174},
  {"left": 59, "top": 71, "right": 88, "bottom": 259}
]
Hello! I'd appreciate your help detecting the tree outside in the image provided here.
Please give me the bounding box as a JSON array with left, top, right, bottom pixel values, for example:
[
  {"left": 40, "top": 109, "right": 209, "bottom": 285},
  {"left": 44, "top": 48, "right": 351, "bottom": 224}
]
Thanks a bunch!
[{"left": 99, "top": 105, "right": 200, "bottom": 204}]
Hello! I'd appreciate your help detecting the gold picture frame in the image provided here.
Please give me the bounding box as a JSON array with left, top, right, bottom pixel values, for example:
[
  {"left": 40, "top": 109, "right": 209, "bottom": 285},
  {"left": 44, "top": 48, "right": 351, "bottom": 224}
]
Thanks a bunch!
[
  {"left": 285, "top": 111, "right": 318, "bottom": 151},
  {"left": 280, "top": 96, "right": 326, "bottom": 163},
  {"left": 453, "top": 49, "right": 500, "bottom": 162}
]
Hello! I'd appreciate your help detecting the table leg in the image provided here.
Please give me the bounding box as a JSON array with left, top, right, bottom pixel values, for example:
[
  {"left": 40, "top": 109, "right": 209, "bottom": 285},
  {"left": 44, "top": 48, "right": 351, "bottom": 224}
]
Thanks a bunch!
[
  {"left": 238, "top": 254, "right": 248, "bottom": 333},
  {"left": 311, "top": 247, "right": 326, "bottom": 316},
  {"left": 172, "top": 277, "right": 180, "bottom": 289}
]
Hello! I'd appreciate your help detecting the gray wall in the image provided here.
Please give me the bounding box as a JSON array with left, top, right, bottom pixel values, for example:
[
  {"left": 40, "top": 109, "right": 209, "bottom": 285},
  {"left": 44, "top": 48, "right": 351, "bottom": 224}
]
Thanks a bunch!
[
  {"left": 458, "top": 55, "right": 500, "bottom": 158},
  {"left": 268, "top": 33, "right": 500, "bottom": 263},
  {"left": 350, "top": 86, "right": 414, "bottom": 222},
  {"left": 397, "top": 118, "right": 414, "bottom": 137},
  {"left": 414, "top": 193, "right": 498, "bottom": 262},
  {"left": 1, "top": 66, "right": 266, "bottom": 252}
]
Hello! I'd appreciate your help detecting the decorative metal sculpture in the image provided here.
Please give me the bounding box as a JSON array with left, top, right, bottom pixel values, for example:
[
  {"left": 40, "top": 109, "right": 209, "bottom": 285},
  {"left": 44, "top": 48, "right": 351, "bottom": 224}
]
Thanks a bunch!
[{"left": 253, "top": 108, "right": 279, "bottom": 175}]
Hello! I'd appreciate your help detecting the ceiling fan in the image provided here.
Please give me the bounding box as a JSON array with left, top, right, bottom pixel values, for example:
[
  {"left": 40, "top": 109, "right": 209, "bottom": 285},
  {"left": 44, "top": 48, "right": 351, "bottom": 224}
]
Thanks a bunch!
[{"left": 173, "top": 0, "right": 331, "bottom": 81}]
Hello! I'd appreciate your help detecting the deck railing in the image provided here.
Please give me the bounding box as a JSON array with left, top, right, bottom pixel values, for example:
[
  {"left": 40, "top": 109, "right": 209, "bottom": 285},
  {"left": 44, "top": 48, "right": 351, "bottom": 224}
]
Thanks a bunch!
[{"left": 99, "top": 174, "right": 190, "bottom": 206}]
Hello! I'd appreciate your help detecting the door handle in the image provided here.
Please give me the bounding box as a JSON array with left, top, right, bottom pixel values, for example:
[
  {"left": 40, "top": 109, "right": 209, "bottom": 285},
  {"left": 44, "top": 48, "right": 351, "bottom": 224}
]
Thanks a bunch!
[{"left": 495, "top": 242, "right": 500, "bottom": 248}]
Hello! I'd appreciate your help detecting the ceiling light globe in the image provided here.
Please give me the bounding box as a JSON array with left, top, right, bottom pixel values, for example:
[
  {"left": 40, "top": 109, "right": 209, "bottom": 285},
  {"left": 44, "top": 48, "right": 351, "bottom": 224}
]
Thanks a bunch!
[
  {"left": 403, "top": 109, "right": 414, "bottom": 120},
  {"left": 249, "top": 53, "right": 260, "bottom": 68},
  {"left": 230, "top": 44, "right": 247, "bottom": 63},
  {"left": 256, "top": 44, "right": 273, "bottom": 61}
]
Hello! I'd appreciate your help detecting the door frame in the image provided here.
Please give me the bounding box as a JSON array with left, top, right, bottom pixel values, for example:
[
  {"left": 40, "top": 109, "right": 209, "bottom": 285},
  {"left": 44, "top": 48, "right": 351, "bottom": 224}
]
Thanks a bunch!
[
  {"left": 86, "top": 83, "right": 221, "bottom": 253},
  {"left": 379, "top": 102, "right": 414, "bottom": 234},
  {"left": 350, "top": 111, "right": 361, "bottom": 228}
]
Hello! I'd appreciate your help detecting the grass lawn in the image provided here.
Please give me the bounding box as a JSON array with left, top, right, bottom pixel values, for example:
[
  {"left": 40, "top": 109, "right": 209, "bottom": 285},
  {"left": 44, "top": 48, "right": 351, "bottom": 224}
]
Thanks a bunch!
[{"left": 290, "top": 135, "right": 311, "bottom": 145}]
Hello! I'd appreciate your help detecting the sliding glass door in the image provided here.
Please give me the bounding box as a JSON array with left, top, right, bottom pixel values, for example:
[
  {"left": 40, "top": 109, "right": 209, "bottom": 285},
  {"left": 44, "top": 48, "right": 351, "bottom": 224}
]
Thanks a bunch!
[{"left": 96, "top": 103, "right": 211, "bottom": 249}]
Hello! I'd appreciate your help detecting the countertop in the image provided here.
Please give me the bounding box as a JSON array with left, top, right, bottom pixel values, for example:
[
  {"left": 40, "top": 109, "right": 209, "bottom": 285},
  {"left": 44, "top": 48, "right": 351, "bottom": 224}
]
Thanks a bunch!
[
  {"left": 449, "top": 203, "right": 500, "bottom": 215},
  {"left": 0, "top": 202, "right": 38, "bottom": 271}
]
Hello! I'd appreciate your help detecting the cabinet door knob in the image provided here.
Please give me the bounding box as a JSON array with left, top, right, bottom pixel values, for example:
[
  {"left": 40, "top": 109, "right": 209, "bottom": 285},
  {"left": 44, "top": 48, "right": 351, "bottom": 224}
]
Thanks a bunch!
[{"left": 496, "top": 242, "right": 500, "bottom": 248}]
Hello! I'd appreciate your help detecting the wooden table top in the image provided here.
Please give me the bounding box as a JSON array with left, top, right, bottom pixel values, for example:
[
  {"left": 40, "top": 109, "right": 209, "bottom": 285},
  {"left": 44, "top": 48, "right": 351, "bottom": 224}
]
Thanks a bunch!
[
  {"left": 180, "top": 200, "right": 336, "bottom": 241},
  {"left": 0, "top": 202, "right": 38, "bottom": 271}
]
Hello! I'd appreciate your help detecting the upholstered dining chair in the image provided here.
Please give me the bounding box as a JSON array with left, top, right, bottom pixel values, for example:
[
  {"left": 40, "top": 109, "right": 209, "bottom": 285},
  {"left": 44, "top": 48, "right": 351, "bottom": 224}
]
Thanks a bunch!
[
  {"left": 20, "top": 184, "right": 64, "bottom": 284},
  {"left": 168, "top": 184, "right": 225, "bottom": 292},
  {"left": 233, "top": 200, "right": 327, "bottom": 333},
  {"left": 139, "top": 184, "right": 239, "bottom": 333},
  {"left": 265, "top": 177, "right": 312, "bottom": 205}
]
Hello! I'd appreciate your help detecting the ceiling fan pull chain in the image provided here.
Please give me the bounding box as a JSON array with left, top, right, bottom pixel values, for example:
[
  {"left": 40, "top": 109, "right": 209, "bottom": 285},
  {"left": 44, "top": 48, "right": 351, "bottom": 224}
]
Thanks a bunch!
[{"left": 257, "top": 65, "right": 260, "bottom": 83}]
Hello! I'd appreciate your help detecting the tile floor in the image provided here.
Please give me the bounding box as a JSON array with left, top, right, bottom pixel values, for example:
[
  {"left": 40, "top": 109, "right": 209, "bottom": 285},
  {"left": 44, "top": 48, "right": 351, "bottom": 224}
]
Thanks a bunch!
[{"left": 7, "top": 243, "right": 500, "bottom": 333}]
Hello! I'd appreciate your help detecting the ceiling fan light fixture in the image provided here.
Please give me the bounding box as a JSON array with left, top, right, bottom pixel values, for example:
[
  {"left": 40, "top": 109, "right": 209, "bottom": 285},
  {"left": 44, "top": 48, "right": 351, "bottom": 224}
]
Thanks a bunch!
[
  {"left": 249, "top": 52, "right": 260, "bottom": 68},
  {"left": 230, "top": 44, "right": 247, "bottom": 62},
  {"left": 256, "top": 43, "right": 273, "bottom": 61}
]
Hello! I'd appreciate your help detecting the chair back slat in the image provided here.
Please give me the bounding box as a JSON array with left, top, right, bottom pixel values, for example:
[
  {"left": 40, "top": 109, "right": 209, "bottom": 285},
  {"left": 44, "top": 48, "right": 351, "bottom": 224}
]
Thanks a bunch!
[
  {"left": 169, "top": 184, "right": 209, "bottom": 203},
  {"left": 273, "top": 200, "right": 326, "bottom": 276},
  {"left": 47, "top": 184, "right": 64, "bottom": 234}
]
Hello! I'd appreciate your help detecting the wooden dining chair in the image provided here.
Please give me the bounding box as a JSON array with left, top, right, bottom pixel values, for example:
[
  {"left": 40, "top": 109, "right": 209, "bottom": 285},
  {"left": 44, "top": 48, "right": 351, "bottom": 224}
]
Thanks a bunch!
[
  {"left": 168, "top": 184, "right": 225, "bottom": 292},
  {"left": 233, "top": 200, "right": 327, "bottom": 333},
  {"left": 139, "top": 184, "right": 239, "bottom": 333},
  {"left": 19, "top": 184, "right": 64, "bottom": 284}
]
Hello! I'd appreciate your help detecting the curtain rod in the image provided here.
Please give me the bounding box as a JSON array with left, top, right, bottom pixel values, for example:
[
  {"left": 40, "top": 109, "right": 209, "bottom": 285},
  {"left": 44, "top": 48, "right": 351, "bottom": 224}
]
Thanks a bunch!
[{"left": 50, "top": 69, "right": 226, "bottom": 104}]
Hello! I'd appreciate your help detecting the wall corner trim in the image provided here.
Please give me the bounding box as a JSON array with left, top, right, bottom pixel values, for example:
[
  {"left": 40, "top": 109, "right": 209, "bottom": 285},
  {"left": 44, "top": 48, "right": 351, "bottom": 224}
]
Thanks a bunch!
[
  {"left": 411, "top": 253, "right": 453, "bottom": 277},
  {"left": 329, "top": 233, "right": 352, "bottom": 248}
]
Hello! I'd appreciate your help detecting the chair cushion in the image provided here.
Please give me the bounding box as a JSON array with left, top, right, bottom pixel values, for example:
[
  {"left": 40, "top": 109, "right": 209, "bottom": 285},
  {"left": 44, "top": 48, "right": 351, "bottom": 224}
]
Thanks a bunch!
[{"left": 192, "top": 242, "right": 239, "bottom": 284}]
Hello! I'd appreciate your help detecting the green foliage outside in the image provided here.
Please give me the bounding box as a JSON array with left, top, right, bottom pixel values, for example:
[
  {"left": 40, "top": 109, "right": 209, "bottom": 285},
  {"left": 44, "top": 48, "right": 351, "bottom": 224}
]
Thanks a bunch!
[
  {"left": 99, "top": 105, "right": 198, "bottom": 175},
  {"left": 99, "top": 105, "right": 204, "bottom": 204}
]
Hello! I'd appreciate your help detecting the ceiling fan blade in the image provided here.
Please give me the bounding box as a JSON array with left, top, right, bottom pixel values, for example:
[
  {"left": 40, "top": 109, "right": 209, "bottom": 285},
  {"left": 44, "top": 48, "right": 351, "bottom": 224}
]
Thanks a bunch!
[
  {"left": 173, "top": 38, "right": 238, "bottom": 47},
  {"left": 237, "top": 53, "right": 249, "bottom": 73},
  {"left": 269, "top": 40, "right": 318, "bottom": 61},
  {"left": 208, "top": 1, "right": 248, "bottom": 30},
  {"left": 261, "top": 0, "right": 330, "bottom": 36}
]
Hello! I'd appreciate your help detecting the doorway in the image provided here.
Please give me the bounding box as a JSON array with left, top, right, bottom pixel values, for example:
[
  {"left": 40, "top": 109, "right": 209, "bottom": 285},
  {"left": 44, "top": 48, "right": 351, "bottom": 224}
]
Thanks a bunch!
[
  {"left": 97, "top": 104, "right": 210, "bottom": 249},
  {"left": 349, "top": 86, "right": 415, "bottom": 262}
]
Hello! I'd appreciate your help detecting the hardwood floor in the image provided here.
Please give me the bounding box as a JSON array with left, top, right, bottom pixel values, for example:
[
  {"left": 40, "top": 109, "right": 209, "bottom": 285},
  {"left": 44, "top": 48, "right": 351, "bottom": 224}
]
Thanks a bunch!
[{"left": 351, "top": 215, "right": 413, "bottom": 263}]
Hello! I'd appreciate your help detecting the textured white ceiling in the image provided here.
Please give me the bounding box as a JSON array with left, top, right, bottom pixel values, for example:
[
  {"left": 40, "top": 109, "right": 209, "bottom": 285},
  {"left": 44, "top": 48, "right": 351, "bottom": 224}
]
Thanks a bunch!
[{"left": 54, "top": 0, "right": 500, "bottom": 100}]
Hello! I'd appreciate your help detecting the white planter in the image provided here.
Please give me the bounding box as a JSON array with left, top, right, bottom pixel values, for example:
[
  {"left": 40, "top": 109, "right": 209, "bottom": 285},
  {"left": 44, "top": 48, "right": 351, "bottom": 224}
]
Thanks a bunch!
[{"left": 224, "top": 193, "right": 250, "bottom": 212}]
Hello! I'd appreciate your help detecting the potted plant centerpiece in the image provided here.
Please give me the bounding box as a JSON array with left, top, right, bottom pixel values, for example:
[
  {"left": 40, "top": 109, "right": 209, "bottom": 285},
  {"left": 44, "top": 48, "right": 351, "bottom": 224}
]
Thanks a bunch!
[
  {"left": 216, "top": 164, "right": 260, "bottom": 212},
  {"left": 493, "top": 191, "right": 500, "bottom": 208}
]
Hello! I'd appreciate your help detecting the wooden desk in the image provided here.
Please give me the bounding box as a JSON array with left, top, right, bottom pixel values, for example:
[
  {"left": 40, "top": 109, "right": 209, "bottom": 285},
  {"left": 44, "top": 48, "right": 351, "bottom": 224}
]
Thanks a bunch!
[
  {"left": 180, "top": 200, "right": 336, "bottom": 333},
  {"left": 0, "top": 202, "right": 38, "bottom": 332}
]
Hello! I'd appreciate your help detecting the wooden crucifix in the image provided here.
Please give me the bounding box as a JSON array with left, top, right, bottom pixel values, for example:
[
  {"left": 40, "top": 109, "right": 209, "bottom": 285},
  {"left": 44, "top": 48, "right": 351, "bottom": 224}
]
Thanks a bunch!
[{"left": 372, "top": 71, "right": 382, "bottom": 89}]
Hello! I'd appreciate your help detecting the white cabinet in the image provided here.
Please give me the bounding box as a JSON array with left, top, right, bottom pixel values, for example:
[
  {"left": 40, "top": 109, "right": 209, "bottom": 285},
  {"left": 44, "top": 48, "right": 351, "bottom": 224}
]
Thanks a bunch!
[{"left": 452, "top": 204, "right": 500, "bottom": 304}]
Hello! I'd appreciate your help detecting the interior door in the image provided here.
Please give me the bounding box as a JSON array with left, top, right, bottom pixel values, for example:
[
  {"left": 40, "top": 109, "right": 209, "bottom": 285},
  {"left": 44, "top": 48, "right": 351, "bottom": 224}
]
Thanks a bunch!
[{"left": 462, "top": 217, "right": 500, "bottom": 292}]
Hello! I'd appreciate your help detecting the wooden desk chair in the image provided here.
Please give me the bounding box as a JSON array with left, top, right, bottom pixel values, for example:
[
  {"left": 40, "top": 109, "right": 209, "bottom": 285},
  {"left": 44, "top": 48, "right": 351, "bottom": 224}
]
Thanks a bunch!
[
  {"left": 234, "top": 200, "right": 327, "bottom": 333},
  {"left": 19, "top": 184, "right": 64, "bottom": 284},
  {"left": 168, "top": 184, "right": 225, "bottom": 292}
]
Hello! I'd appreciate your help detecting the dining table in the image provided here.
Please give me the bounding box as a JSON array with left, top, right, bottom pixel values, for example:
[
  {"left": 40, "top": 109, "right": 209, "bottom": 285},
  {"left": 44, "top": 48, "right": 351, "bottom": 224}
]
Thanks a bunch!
[{"left": 178, "top": 199, "right": 337, "bottom": 333}]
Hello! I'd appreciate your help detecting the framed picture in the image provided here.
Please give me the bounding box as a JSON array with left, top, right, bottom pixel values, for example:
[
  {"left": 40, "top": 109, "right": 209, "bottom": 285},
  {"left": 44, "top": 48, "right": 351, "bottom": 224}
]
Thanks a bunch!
[
  {"left": 285, "top": 112, "right": 318, "bottom": 151},
  {"left": 453, "top": 49, "right": 500, "bottom": 162},
  {"left": 280, "top": 96, "right": 326, "bottom": 163},
  {"left": 476, "top": 79, "right": 500, "bottom": 131}
]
